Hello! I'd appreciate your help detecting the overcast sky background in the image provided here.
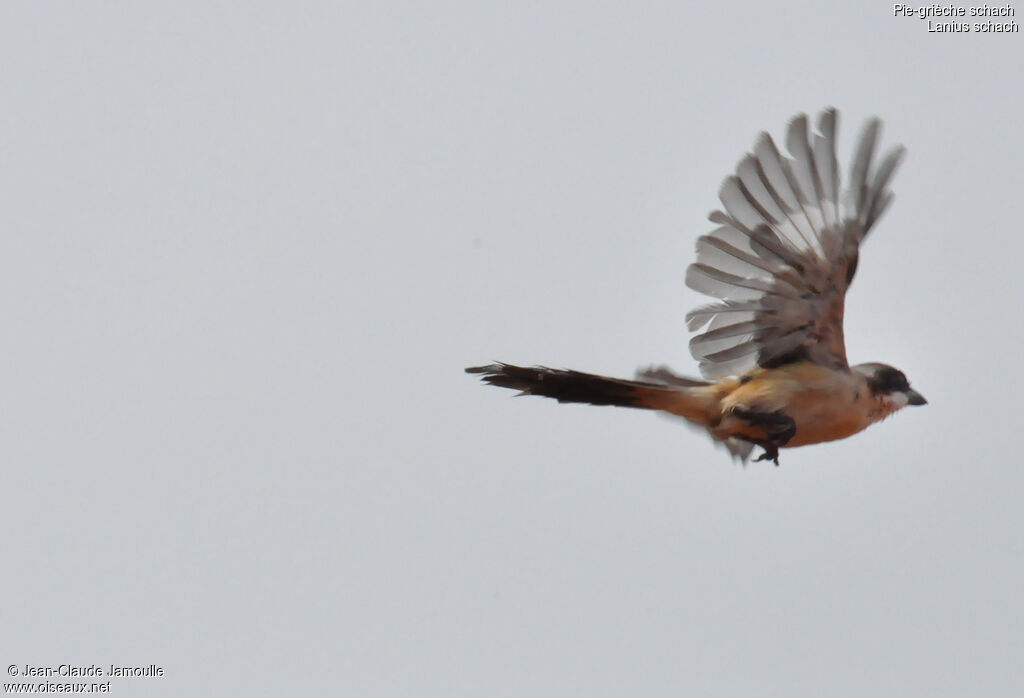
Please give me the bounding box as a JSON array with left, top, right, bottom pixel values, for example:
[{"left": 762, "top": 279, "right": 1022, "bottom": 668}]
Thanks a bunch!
[{"left": 0, "top": 3, "right": 1021, "bottom": 697}]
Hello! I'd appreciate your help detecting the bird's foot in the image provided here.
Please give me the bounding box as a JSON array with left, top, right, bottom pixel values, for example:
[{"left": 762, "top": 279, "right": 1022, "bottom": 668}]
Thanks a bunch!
[
  {"left": 729, "top": 407, "right": 792, "bottom": 467},
  {"left": 755, "top": 447, "right": 780, "bottom": 466}
]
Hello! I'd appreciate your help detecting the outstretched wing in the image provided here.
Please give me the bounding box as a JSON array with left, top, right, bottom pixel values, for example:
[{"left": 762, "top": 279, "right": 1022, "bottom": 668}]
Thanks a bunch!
[{"left": 685, "top": 109, "right": 905, "bottom": 378}]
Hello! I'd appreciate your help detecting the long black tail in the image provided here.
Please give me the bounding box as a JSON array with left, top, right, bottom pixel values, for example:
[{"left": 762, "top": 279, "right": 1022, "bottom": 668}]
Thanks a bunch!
[{"left": 464, "top": 363, "right": 719, "bottom": 424}]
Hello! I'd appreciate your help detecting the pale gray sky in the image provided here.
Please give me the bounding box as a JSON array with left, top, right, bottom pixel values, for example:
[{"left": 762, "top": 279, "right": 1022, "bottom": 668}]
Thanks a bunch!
[{"left": 1, "top": 3, "right": 1021, "bottom": 697}]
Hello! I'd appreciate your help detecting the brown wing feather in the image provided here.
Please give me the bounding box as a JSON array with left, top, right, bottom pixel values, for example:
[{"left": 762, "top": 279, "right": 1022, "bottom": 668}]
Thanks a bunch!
[{"left": 685, "top": 108, "right": 905, "bottom": 378}]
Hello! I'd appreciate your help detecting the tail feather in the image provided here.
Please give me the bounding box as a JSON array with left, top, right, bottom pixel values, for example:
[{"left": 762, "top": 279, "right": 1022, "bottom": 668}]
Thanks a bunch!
[{"left": 466, "top": 363, "right": 719, "bottom": 426}]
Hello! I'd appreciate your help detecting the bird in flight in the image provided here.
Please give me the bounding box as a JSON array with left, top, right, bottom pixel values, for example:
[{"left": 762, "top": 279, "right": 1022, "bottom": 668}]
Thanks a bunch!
[{"left": 466, "top": 108, "right": 926, "bottom": 465}]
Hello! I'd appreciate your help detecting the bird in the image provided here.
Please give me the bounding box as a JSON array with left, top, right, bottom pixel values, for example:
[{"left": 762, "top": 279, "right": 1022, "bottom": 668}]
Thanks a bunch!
[{"left": 466, "top": 108, "right": 926, "bottom": 465}]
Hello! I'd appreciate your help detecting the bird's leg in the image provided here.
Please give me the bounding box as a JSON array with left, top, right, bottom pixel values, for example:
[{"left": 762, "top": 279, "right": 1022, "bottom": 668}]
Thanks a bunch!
[{"left": 731, "top": 407, "right": 796, "bottom": 467}]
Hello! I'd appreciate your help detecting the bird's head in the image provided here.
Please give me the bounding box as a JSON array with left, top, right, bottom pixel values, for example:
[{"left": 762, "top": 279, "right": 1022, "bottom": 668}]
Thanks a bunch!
[{"left": 853, "top": 363, "right": 927, "bottom": 417}]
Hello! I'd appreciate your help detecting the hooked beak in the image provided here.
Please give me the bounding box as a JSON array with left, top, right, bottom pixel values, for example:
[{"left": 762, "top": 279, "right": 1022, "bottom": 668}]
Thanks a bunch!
[{"left": 906, "top": 389, "right": 927, "bottom": 406}]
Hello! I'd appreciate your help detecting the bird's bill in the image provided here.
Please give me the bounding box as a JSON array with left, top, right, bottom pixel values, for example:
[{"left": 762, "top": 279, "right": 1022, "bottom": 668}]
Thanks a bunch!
[{"left": 906, "top": 389, "right": 927, "bottom": 406}]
